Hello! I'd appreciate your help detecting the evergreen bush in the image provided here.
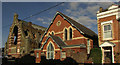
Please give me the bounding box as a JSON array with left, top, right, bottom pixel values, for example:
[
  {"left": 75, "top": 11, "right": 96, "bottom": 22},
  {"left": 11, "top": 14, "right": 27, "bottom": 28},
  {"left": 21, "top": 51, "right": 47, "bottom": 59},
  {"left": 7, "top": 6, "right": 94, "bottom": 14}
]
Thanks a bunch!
[{"left": 90, "top": 48, "right": 102, "bottom": 63}]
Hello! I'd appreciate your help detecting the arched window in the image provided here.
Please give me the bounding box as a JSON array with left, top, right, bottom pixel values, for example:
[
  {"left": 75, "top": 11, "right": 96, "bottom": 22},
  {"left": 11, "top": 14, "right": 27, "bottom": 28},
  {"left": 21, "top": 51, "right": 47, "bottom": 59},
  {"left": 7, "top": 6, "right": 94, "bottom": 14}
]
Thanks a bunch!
[
  {"left": 13, "top": 26, "right": 18, "bottom": 45},
  {"left": 52, "top": 32, "right": 54, "bottom": 35},
  {"left": 65, "top": 29, "right": 67, "bottom": 40},
  {"left": 69, "top": 28, "right": 72, "bottom": 40},
  {"left": 47, "top": 43, "right": 54, "bottom": 59}
]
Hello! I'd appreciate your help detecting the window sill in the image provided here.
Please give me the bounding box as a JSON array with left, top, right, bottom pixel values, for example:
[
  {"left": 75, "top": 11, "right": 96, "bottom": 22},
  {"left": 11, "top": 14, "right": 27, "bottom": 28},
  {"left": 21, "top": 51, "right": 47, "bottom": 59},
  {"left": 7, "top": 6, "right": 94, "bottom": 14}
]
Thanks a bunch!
[{"left": 103, "top": 38, "right": 113, "bottom": 40}]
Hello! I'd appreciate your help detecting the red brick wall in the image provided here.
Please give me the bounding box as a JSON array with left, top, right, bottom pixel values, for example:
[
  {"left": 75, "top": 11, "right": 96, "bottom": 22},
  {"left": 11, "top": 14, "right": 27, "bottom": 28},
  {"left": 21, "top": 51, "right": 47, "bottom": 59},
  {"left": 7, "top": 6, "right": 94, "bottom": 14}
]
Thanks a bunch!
[
  {"left": 65, "top": 38, "right": 86, "bottom": 45},
  {"left": 37, "top": 14, "right": 94, "bottom": 63},
  {"left": 98, "top": 15, "right": 120, "bottom": 52},
  {"left": 41, "top": 14, "right": 91, "bottom": 46},
  {"left": 42, "top": 38, "right": 60, "bottom": 50},
  {"left": 34, "top": 50, "right": 41, "bottom": 63}
]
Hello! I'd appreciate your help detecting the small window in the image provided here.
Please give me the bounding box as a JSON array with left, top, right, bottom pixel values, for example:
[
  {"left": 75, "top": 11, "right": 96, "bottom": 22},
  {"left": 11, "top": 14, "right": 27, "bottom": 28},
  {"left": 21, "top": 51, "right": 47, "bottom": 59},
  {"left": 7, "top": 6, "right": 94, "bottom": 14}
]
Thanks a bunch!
[
  {"left": 61, "top": 52, "right": 66, "bottom": 58},
  {"left": 32, "top": 33, "right": 36, "bottom": 39},
  {"left": 38, "top": 32, "right": 41, "bottom": 35},
  {"left": 24, "top": 30, "right": 28, "bottom": 36},
  {"left": 69, "top": 28, "right": 72, "bottom": 40},
  {"left": 87, "top": 39, "right": 90, "bottom": 54},
  {"left": 52, "top": 32, "right": 54, "bottom": 35},
  {"left": 103, "top": 24, "right": 112, "bottom": 39},
  {"left": 17, "top": 49, "right": 20, "bottom": 53},
  {"left": 36, "top": 52, "right": 39, "bottom": 58},
  {"left": 56, "top": 21, "right": 61, "bottom": 26},
  {"left": 65, "top": 29, "right": 67, "bottom": 40}
]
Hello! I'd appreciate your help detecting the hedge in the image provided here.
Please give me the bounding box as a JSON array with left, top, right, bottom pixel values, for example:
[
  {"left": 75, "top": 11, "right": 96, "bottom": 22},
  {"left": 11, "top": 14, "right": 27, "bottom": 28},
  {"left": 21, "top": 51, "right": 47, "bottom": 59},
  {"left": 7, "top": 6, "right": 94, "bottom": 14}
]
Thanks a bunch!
[{"left": 90, "top": 48, "right": 102, "bottom": 63}]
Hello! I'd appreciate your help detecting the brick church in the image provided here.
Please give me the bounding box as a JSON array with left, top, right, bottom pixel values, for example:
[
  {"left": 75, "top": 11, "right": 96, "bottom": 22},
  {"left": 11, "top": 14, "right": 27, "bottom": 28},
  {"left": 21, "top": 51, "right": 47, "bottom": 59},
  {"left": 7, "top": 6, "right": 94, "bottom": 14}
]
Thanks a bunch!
[
  {"left": 4, "top": 13, "right": 46, "bottom": 58},
  {"left": 34, "top": 11, "right": 98, "bottom": 63},
  {"left": 97, "top": 4, "right": 120, "bottom": 63}
]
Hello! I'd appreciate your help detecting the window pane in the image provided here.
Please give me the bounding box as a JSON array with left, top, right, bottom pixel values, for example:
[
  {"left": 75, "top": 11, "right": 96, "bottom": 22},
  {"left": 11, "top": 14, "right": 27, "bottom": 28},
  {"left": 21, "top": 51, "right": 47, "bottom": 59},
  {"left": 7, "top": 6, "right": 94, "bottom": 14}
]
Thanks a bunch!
[
  {"left": 62, "top": 52, "right": 66, "bottom": 58},
  {"left": 51, "top": 52, "right": 54, "bottom": 59},
  {"left": 69, "top": 28, "right": 72, "bottom": 40},
  {"left": 104, "top": 31, "right": 112, "bottom": 38},
  {"left": 51, "top": 45, "right": 54, "bottom": 51},
  {"left": 37, "top": 52, "right": 39, "bottom": 58},
  {"left": 65, "top": 29, "right": 67, "bottom": 40},
  {"left": 104, "top": 25, "right": 107, "bottom": 31},
  {"left": 48, "top": 52, "right": 50, "bottom": 59},
  {"left": 107, "top": 25, "right": 111, "bottom": 30},
  {"left": 104, "top": 24, "right": 112, "bottom": 39}
]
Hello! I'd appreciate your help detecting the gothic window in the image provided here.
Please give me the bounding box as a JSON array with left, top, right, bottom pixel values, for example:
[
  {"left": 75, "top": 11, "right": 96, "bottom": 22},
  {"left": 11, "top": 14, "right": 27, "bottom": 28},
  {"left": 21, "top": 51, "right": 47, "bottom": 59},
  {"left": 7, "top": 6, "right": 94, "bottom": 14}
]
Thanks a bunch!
[
  {"left": 13, "top": 26, "right": 18, "bottom": 45},
  {"left": 47, "top": 43, "right": 54, "bottom": 59},
  {"left": 69, "top": 28, "right": 72, "bottom": 40},
  {"left": 38, "top": 32, "right": 41, "bottom": 35},
  {"left": 32, "top": 33, "right": 36, "bottom": 39},
  {"left": 24, "top": 29, "right": 28, "bottom": 36},
  {"left": 52, "top": 32, "right": 54, "bottom": 35},
  {"left": 65, "top": 29, "right": 67, "bottom": 40}
]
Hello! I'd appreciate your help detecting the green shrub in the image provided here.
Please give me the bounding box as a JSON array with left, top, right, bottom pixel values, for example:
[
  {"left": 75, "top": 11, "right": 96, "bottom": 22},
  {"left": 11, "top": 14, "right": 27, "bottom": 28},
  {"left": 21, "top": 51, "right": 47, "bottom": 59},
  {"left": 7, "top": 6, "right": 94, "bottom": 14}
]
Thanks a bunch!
[{"left": 90, "top": 48, "right": 102, "bottom": 63}]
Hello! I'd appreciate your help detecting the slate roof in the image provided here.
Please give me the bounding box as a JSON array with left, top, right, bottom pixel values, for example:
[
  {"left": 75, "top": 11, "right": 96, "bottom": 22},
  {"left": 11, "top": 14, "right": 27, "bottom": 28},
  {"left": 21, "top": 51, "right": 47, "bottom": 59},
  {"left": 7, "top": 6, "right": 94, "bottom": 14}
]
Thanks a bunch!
[
  {"left": 50, "top": 35, "right": 67, "bottom": 47},
  {"left": 41, "top": 35, "right": 86, "bottom": 50},
  {"left": 58, "top": 11, "right": 97, "bottom": 37}
]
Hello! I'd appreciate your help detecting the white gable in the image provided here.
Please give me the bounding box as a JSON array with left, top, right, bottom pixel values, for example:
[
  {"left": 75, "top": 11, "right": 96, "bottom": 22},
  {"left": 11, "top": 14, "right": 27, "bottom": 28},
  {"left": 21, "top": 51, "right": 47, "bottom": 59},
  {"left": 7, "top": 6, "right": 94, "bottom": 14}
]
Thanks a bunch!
[
  {"left": 108, "top": 5, "right": 118, "bottom": 10},
  {"left": 100, "top": 42, "right": 115, "bottom": 47}
]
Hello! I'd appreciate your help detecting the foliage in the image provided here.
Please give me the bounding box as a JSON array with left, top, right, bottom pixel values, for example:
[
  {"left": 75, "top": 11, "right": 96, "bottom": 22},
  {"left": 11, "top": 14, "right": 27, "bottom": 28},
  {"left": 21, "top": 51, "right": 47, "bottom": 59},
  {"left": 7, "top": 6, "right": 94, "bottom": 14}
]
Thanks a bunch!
[{"left": 90, "top": 48, "right": 102, "bottom": 63}]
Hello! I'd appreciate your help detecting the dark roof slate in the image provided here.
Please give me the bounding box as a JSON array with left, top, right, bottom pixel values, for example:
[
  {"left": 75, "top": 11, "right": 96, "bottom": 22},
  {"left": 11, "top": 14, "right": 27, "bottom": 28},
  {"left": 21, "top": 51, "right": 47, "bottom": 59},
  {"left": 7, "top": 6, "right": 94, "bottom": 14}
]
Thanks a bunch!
[
  {"left": 58, "top": 11, "right": 97, "bottom": 37},
  {"left": 50, "top": 35, "right": 67, "bottom": 47}
]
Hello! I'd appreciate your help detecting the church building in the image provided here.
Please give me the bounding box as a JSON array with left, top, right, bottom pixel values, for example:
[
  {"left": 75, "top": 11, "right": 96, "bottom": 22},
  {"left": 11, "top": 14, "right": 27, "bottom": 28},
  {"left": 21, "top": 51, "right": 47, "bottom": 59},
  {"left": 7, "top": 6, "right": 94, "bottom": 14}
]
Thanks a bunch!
[
  {"left": 4, "top": 13, "right": 46, "bottom": 59},
  {"left": 34, "top": 11, "right": 98, "bottom": 63}
]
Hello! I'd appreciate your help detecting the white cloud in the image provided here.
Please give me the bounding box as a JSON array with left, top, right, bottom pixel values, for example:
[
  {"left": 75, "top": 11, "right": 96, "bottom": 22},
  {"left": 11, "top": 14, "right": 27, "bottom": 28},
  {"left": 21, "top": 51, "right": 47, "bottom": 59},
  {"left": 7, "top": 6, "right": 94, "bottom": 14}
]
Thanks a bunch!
[
  {"left": 65, "top": 2, "right": 115, "bottom": 28},
  {"left": 70, "top": 16, "right": 97, "bottom": 27},
  {"left": 69, "top": 2, "right": 80, "bottom": 10},
  {"left": 37, "top": 17, "right": 44, "bottom": 21},
  {"left": 42, "top": 21, "right": 50, "bottom": 25}
]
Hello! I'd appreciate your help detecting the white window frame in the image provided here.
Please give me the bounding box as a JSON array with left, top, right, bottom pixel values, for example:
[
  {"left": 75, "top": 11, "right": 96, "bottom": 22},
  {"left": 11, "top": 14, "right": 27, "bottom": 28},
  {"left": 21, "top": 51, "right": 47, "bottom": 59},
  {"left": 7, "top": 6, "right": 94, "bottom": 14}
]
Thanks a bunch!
[
  {"left": 47, "top": 43, "right": 54, "bottom": 60},
  {"left": 61, "top": 51, "right": 66, "bottom": 58},
  {"left": 87, "top": 39, "right": 90, "bottom": 54},
  {"left": 101, "top": 20, "right": 113, "bottom": 40},
  {"left": 36, "top": 52, "right": 39, "bottom": 58}
]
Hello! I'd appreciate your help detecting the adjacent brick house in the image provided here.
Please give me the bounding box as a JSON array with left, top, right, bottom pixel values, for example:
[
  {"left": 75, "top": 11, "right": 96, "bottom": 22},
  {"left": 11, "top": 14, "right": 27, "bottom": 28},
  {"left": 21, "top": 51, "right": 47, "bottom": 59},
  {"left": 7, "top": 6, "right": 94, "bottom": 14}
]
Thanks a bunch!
[
  {"left": 34, "top": 11, "right": 98, "bottom": 63},
  {"left": 4, "top": 13, "right": 46, "bottom": 58},
  {"left": 97, "top": 4, "right": 120, "bottom": 63}
]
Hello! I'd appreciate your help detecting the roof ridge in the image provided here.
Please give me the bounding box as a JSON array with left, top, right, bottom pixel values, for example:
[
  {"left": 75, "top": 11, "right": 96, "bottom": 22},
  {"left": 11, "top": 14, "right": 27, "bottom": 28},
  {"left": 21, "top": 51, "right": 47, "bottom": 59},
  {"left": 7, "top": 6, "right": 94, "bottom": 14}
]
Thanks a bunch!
[{"left": 57, "top": 11, "right": 97, "bottom": 37}]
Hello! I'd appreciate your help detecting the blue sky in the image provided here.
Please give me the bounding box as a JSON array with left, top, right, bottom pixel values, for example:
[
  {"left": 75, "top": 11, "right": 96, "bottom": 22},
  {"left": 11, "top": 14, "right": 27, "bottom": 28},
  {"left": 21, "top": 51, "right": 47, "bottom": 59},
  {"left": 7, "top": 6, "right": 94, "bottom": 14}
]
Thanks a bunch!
[{"left": 2, "top": 2, "right": 116, "bottom": 48}]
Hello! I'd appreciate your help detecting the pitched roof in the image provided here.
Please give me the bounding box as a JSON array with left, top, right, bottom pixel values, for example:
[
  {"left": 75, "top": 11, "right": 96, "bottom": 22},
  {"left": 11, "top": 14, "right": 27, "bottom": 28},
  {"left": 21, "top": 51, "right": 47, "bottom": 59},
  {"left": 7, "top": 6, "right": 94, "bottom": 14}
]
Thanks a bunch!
[
  {"left": 50, "top": 35, "right": 67, "bottom": 47},
  {"left": 57, "top": 11, "right": 97, "bottom": 37},
  {"left": 41, "top": 35, "right": 67, "bottom": 49},
  {"left": 100, "top": 40, "right": 116, "bottom": 47},
  {"left": 41, "top": 35, "right": 86, "bottom": 50}
]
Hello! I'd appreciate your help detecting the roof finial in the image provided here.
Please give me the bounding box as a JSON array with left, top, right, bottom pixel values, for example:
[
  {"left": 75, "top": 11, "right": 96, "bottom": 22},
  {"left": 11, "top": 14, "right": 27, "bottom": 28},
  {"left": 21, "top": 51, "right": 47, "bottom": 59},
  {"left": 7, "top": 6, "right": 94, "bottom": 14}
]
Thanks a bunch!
[
  {"left": 14, "top": 13, "right": 18, "bottom": 19},
  {"left": 99, "top": 7, "right": 103, "bottom": 13}
]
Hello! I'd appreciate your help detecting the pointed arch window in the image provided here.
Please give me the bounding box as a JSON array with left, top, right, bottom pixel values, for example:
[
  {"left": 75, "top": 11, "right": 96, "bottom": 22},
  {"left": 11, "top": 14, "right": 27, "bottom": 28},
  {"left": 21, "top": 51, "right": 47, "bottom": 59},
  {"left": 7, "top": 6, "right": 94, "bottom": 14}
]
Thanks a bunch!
[
  {"left": 69, "top": 28, "right": 72, "bottom": 40},
  {"left": 65, "top": 29, "right": 67, "bottom": 40},
  {"left": 52, "top": 32, "right": 54, "bottom": 35},
  {"left": 13, "top": 26, "right": 18, "bottom": 45},
  {"left": 47, "top": 43, "right": 54, "bottom": 59}
]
